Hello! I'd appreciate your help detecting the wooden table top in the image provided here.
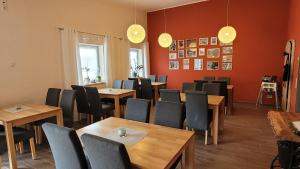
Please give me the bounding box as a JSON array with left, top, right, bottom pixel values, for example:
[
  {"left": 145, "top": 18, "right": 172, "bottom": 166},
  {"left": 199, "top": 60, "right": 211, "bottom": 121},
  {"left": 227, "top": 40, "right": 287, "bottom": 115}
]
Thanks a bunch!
[
  {"left": 98, "top": 88, "right": 135, "bottom": 96},
  {"left": 180, "top": 93, "right": 224, "bottom": 106},
  {"left": 0, "top": 104, "right": 61, "bottom": 124},
  {"left": 77, "top": 117, "right": 195, "bottom": 169},
  {"left": 268, "top": 111, "right": 300, "bottom": 142}
]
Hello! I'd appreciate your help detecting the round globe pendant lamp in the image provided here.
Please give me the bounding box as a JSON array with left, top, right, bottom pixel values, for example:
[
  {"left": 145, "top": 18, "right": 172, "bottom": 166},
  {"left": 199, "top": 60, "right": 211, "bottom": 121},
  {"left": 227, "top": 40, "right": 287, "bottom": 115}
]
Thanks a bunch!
[
  {"left": 127, "top": 0, "right": 145, "bottom": 44},
  {"left": 218, "top": 0, "right": 237, "bottom": 44},
  {"left": 158, "top": 9, "right": 173, "bottom": 48}
]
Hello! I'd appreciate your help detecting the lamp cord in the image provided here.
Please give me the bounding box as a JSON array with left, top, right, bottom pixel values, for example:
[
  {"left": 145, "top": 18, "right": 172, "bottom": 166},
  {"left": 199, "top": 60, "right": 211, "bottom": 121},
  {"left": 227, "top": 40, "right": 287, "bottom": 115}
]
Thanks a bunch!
[
  {"left": 134, "top": 0, "right": 137, "bottom": 24},
  {"left": 164, "top": 9, "right": 167, "bottom": 33},
  {"left": 226, "top": 0, "right": 230, "bottom": 26}
]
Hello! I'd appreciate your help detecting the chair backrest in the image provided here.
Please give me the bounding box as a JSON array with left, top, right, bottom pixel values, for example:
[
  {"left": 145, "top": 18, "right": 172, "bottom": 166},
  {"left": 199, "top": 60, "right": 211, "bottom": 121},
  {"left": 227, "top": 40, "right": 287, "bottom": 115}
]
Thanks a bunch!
[
  {"left": 160, "top": 89, "right": 181, "bottom": 103},
  {"left": 122, "top": 80, "right": 135, "bottom": 90},
  {"left": 60, "top": 90, "right": 76, "bottom": 126},
  {"left": 158, "top": 75, "right": 168, "bottom": 83},
  {"left": 148, "top": 75, "right": 156, "bottom": 82},
  {"left": 194, "top": 80, "right": 208, "bottom": 91},
  {"left": 203, "top": 76, "right": 215, "bottom": 81},
  {"left": 212, "top": 80, "right": 228, "bottom": 106},
  {"left": 128, "top": 78, "right": 141, "bottom": 98},
  {"left": 84, "top": 87, "right": 103, "bottom": 116},
  {"left": 45, "top": 88, "right": 61, "bottom": 107},
  {"left": 125, "top": 98, "right": 151, "bottom": 123},
  {"left": 217, "top": 77, "right": 231, "bottom": 85},
  {"left": 42, "top": 123, "right": 88, "bottom": 169},
  {"left": 81, "top": 134, "right": 132, "bottom": 169},
  {"left": 202, "top": 83, "right": 221, "bottom": 96},
  {"left": 140, "top": 78, "right": 153, "bottom": 100},
  {"left": 112, "top": 80, "right": 123, "bottom": 89},
  {"left": 71, "top": 85, "right": 90, "bottom": 114},
  {"left": 182, "top": 83, "right": 196, "bottom": 93},
  {"left": 154, "top": 101, "right": 184, "bottom": 129},
  {"left": 185, "top": 91, "right": 210, "bottom": 130}
]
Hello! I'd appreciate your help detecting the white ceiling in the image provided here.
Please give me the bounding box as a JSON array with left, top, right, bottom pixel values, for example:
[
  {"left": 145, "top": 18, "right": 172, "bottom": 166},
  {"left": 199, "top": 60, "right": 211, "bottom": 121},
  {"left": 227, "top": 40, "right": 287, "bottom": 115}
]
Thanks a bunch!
[{"left": 109, "top": 0, "right": 209, "bottom": 12}]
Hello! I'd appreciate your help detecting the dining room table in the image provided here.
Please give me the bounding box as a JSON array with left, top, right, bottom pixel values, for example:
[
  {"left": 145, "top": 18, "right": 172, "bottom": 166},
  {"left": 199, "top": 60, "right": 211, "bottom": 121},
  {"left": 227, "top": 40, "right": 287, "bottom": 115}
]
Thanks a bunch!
[
  {"left": 227, "top": 85, "right": 234, "bottom": 115},
  {"left": 77, "top": 117, "right": 195, "bottom": 169}
]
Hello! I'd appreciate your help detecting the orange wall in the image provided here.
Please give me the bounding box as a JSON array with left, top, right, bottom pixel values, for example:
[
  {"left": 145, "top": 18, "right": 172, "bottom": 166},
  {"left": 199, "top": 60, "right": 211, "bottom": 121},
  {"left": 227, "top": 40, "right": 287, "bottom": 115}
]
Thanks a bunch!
[
  {"left": 147, "top": 0, "right": 289, "bottom": 103},
  {"left": 287, "top": 0, "right": 300, "bottom": 111}
]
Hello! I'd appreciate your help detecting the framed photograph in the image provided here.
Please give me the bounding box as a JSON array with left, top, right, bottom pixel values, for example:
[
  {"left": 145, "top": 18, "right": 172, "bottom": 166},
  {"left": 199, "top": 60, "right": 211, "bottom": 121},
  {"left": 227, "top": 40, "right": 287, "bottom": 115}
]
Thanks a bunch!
[
  {"left": 178, "top": 40, "right": 185, "bottom": 49},
  {"left": 222, "top": 55, "right": 232, "bottom": 62},
  {"left": 194, "top": 59, "right": 203, "bottom": 70},
  {"left": 210, "top": 37, "right": 218, "bottom": 45},
  {"left": 222, "top": 63, "right": 232, "bottom": 70},
  {"left": 183, "top": 59, "right": 190, "bottom": 70},
  {"left": 220, "top": 41, "right": 233, "bottom": 46},
  {"left": 199, "top": 48, "right": 205, "bottom": 56},
  {"left": 207, "top": 61, "right": 219, "bottom": 70},
  {"left": 186, "top": 39, "right": 197, "bottom": 48},
  {"left": 178, "top": 50, "right": 184, "bottom": 58},
  {"left": 207, "top": 48, "right": 220, "bottom": 58},
  {"left": 186, "top": 48, "right": 197, "bottom": 58},
  {"left": 199, "top": 38, "right": 209, "bottom": 45},
  {"left": 169, "top": 53, "right": 177, "bottom": 60},
  {"left": 222, "top": 46, "right": 233, "bottom": 54},
  {"left": 169, "top": 40, "right": 176, "bottom": 51},
  {"left": 169, "top": 61, "right": 179, "bottom": 70}
]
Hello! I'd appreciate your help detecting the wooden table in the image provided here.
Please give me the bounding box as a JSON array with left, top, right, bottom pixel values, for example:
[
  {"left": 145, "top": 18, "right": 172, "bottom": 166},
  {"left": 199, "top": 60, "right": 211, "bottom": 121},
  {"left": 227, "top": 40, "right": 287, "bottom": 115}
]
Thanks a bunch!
[
  {"left": 77, "top": 117, "right": 195, "bottom": 169},
  {"left": 98, "top": 88, "right": 136, "bottom": 118},
  {"left": 151, "top": 82, "right": 167, "bottom": 102},
  {"left": 227, "top": 85, "right": 234, "bottom": 115},
  {"left": 0, "top": 104, "right": 63, "bottom": 169},
  {"left": 268, "top": 111, "right": 300, "bottom": 142},
  {"left": 180, "top": 93, "right": 225, "bottom": 144}
]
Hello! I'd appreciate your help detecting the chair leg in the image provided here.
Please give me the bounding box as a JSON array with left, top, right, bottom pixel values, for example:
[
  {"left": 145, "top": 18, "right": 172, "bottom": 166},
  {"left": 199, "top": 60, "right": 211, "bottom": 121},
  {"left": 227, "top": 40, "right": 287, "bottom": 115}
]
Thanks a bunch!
[
  {"left": 34, "top": 126, "right": 39, "bottom": 144},
  {"left": 29, "top": 138, "right": 37, "bottom": 160},
  {"left": 37, "top": 126, "right": 42, "bottom": 144},
  {"left": 15, "top": 144, "right": 19, "bottom": 153},
  {"left": 91, "top": 115, "right": 94, "bottom": 123},
  {"left": 0, "top": 155, "right": 2, "bottom": 168},
  {"left": 205, "top": 130, "right": 208, "bottom": 145},
  {"left": 19, "top": 141, "right": 24, "bottom": 154}
]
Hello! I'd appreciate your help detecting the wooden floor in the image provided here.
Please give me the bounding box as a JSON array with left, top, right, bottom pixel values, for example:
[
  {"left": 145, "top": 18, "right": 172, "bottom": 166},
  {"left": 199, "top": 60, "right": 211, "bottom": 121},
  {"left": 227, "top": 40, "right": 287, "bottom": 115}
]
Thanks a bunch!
[{"left": 1, "top": 103, "right": 278, "bottom": 169}]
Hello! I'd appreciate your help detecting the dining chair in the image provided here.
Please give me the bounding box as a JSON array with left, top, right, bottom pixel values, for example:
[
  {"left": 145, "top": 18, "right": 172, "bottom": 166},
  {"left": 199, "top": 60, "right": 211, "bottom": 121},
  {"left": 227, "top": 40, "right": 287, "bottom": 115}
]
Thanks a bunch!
[
  {"left": 42, "top": 123, "right": 89, "bottom": 169},
  {"left": 124, "top": 98, "right": 151, "bottom": 123},
  {"left": 84, "top": 87, "right": 114, "bottom": 123},
  {"left": 140, "top": 78, "right": 153, "bottom": 101},
  {"left": 185, "top": 91, "right": 213, "bottom": 145},
  {"left": 203, "top": 76, "right": 215, "bottom": 81},
  {"left": 182, "top": 83, "right": 196, "bottom": 93},
  {"left": 160, "top": 89, "right": 181, "bottom": 103},
  {"left": 148, "top": 75, "right": 156, "bottom": 82},
  {"left": 218, "top": 76, "right": 231, "bottom": 85},
  {"left": 81, "top": 134, "right": 132, "bottom": 169},
  {"left": 158, "top": 75, "right": 168, "bottom": 83},
  {"left": 212, "top": 80, "right": 228, "bottom": 107},
  {"left": 122, "top": 80, "right": 135, "bottom": 90},
  {"left": 71, "top": 85, "right": 90, "bottom": 121},
  {"left": 0, "top": 126, "right": 36, "bottom": 160},
  {"left": 194, "top": 80, "right": 208, "bottom": 91},
  {"left": 60, "top": 90, "right": 76, "bottom": 128},
  {"left": 202, "top": 83, "right": 221, "bottom": 96},
  {"left": 45, "top": 88, "right": 62, "bottom": 107},
  {"left": 128, "top": 78, "right": 141, "bottom": 98},
  {"left": 112, "top": 80, "right": 123, "bottom": 89}
]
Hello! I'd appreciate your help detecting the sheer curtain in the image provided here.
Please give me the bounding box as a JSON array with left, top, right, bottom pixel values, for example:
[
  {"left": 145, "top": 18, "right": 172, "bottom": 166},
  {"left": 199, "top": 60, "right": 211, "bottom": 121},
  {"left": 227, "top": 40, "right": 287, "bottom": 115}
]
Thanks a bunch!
[{"left": 142, "top": 42, "right": 150, "bottom": 78}]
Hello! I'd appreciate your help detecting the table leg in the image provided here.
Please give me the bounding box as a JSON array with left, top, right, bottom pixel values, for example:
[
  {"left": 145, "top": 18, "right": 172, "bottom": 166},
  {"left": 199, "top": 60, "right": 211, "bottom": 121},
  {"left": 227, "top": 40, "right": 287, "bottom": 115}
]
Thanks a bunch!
[
  {"left": 228, "top": 88, "right": 233, "bottom": 115},
  {"left": 212, "top": 105, "right": 219, "bottom": 145},
  {"left": 133, "top": 91, "right": 136, "bottom": 98},
  {"left": 5, "top": 123, "right": 17, "bottom": 169},
  {"left": 56, "top": 109, "right": 64, "bottom": 126},
  {"left": 220, "top": 100, "right": 225, "bottom": 131},
  {"left": 185, "top": 134, "right": 195, "bottom": 169},
  {"left": 114, "top": 96, "right": 120, "bottom": 118},
  {"left": 154, "top": 86, "right": 159, "bottom": 102}
]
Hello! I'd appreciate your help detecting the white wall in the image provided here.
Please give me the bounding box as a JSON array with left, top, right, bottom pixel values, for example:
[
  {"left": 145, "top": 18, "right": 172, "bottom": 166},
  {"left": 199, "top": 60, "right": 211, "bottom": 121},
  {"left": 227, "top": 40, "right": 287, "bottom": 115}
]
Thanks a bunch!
[{"left": 0, "top": 0, "right": 147, "bottom": 107}]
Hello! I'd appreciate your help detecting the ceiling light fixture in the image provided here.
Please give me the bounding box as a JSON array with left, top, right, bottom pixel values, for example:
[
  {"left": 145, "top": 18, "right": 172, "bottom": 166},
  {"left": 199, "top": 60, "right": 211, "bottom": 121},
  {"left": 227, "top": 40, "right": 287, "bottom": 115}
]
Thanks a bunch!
[
  {"left": 218, "top": 0, "right": 236, "bottom": 44},
  {"left": 158, "top": 9, "right": 173, "bottom": 48}
]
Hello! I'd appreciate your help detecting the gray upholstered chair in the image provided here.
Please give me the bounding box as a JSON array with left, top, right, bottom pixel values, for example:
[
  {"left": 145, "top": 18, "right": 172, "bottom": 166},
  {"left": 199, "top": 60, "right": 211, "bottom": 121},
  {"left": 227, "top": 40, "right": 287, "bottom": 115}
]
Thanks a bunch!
[
  {"left": 81, "top": 134, "right": 132, "bottom": 169},
  {"left": 42, "top": 123, "right": 89, "bottom": 169},
  {"left": 212, "top": 80, "right": 228, "bottom": 106},
  {"left": 217, "top": 77, "right": 231, "bottom": 85},
  {"left": 182, "top": 83, "right": 196, "bottom": 93},
  {"left": 140, "top": 78, "right": 153, "bottom": 100},
  {"left": 148, "top": 75, "right": 156, "bottom": 82},
  {"left": 60, "top": 90, "right": 76, "bottom": 127},
  {"left": 160, "top": 89, "right": 181, "bottom": 103},
  {"left": 194, "top": 80, "right": 208, "bottom": 91},
  {"left": 202, "top": 83, "right": 221, "bottom": 96},
  {"left": 158, "top": 75, "right": 168, "bottom": 83},
  {"left": 185, "top": 91, "right": 213, "bottom": 145},
  {"left": 203, "top": 76, "right": 215, "bottom": 81},
  {"left": 124, "top": 98, "right": 151, "bottom": 123},
  {"left": 45, "top": 88, "right": 62, "bottom": 107},
  {"left": 122, "top": 80, "right": 135, "bottom": 90},
  {"left": 112, "top": 80, "right": 123, "bottom": 89}
]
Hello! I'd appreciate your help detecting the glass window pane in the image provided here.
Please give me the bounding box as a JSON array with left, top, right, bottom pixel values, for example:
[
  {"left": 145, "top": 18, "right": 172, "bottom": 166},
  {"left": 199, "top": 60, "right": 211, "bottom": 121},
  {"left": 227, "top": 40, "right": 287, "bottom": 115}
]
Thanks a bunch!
[{"left": 79, "top": 45, "right": 100, "bottom": 83}]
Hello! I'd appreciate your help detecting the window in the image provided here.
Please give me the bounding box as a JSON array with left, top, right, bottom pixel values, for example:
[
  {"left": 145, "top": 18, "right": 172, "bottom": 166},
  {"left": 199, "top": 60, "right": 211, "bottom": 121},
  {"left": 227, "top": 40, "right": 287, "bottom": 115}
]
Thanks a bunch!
[{"left": 129, "top": 48, "right": 145, "bottom": 77}]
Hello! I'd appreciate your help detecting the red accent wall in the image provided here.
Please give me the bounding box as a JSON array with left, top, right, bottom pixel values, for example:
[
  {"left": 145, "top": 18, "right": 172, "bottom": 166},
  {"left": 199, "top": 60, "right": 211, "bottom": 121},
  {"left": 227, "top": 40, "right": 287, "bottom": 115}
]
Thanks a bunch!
[
  {"left": 287, "top": 0, "right": 300, "bottom": 111},
  {"left": 147, "top": 0, "right": 289, "bottom": 103}
]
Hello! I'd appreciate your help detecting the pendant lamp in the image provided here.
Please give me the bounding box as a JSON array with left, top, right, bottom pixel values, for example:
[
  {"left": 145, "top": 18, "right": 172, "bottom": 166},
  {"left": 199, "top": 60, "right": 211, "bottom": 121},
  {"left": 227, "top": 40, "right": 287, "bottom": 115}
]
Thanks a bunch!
[
  {"left": 158, "top": 9, "right": 173, "bottom": 48},
  {"left": 127, "top": 0, "right": 145, "bottom": 44},
  {"left": 218, "top": 0, "right": 237, "bottom": 44}
]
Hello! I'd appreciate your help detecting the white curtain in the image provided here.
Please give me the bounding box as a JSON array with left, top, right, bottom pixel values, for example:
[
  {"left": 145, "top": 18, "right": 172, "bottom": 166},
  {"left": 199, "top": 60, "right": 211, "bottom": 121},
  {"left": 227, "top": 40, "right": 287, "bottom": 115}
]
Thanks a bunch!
[
  {"left": 105, "top": 35, "right": 130, "bottom": 87},
  {"left": 60, "top": 28, "right": 79, "bottom": 89},
  {"left": 142, "top": 42, "right": 150, "bottom": 78}
]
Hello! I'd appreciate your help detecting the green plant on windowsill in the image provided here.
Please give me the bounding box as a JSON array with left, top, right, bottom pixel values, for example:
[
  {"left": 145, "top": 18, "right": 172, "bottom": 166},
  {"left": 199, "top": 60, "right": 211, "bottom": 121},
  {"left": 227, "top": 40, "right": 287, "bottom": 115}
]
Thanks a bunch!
[{"left": 132, "top": 65, "right": 144, "bottom": 78}]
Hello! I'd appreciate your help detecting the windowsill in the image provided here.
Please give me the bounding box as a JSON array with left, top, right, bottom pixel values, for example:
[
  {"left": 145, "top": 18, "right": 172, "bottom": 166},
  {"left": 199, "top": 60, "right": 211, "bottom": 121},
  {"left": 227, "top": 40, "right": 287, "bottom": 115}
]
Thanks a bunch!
[{"left": 84, "top": 82, "right": 106, "bottom": 86}]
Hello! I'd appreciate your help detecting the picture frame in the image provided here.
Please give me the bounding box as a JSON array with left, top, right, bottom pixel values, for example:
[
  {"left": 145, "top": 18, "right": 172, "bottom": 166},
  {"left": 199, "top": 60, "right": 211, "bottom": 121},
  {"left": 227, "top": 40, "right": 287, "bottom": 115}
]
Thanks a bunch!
[
  {"left": 186, "top": 39, "right": 197, "bottom": 48},
  {"left": 222, "top": 63, "right": 232, "bottom": 70},
  {"left": 194, "top": 59, "right": 203, "bottom": 70},
  {"left": 169, "top": 61, "right": 179, "bottom": 70},
  {"left": 169, "top": 40, "right": 176, "bottom": 51},
  {"left": 222, "top": 55, "right": 233, "bottom": 62},
  {"left": 178, "top": 50, "right": 184, "bottom": 58},
  {"left": 210, "top": 37, "right": 218, "bottom": 45},
  {"left": 222, "top": 46, "right": 233, "bottom": 54},
  {"left": 207, "top": 61, "right": 219, "bottom": 70},
  {"left": 199, "top": 38, "right": 209, "bottom": 46},
  {"left": 199, "top": 48, "right": 205, "bottom": 56},
  {"left": 169, "top": 53, "right": 177, "bottom": 60},
  {"left": 183, "top": 59, "right": 190, "bottom": 70},
  {"left": 178, "top": 40, "right": 185, "bottom": 49},
  {"left": 207, "top": 48, "right": 220, "bottom": 58},
  {"left": 186, "top": 48, "right": 197, "bottom": 58}
]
